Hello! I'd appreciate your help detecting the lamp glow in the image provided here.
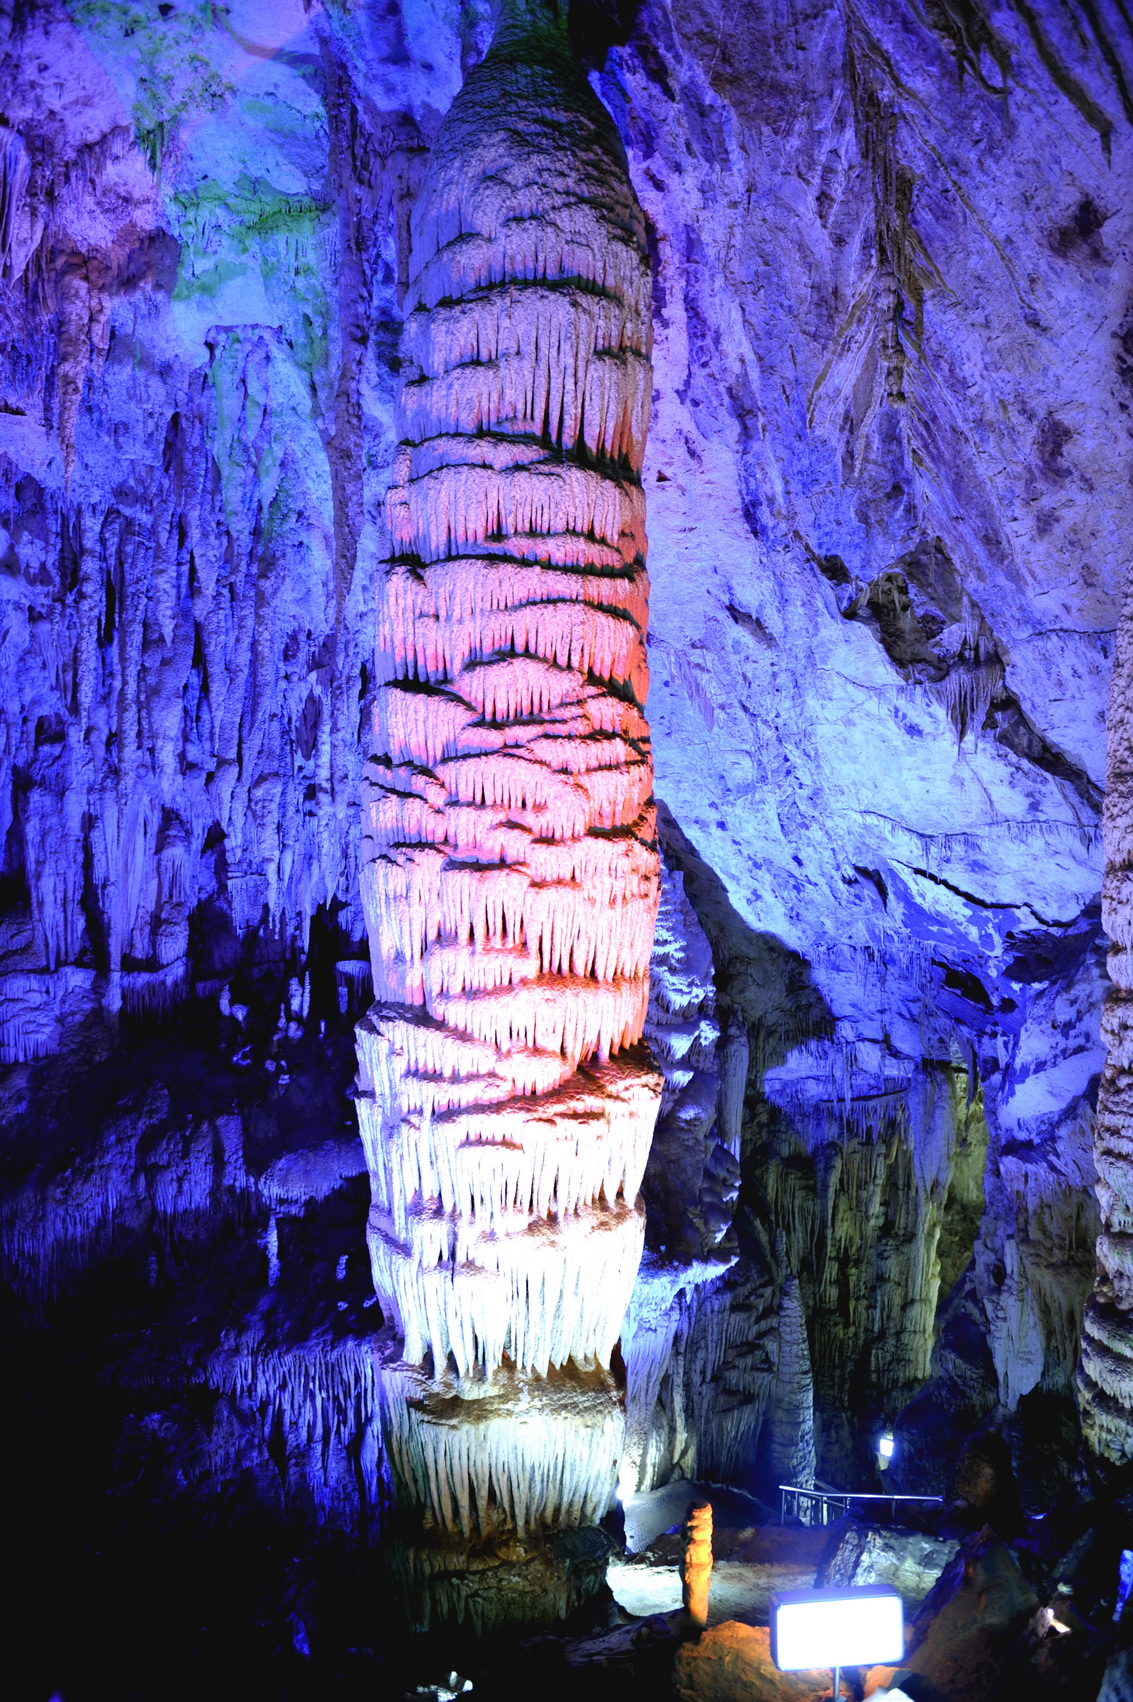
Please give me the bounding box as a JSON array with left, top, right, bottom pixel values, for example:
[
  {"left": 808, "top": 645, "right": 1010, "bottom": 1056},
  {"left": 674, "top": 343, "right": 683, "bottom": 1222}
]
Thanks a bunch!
[
  {"left": 878, "top": 1432, "right": 895, "bottom": 1460},
  {"left": 771, "top": 1586, "right": 904, "bottom": 1671}
]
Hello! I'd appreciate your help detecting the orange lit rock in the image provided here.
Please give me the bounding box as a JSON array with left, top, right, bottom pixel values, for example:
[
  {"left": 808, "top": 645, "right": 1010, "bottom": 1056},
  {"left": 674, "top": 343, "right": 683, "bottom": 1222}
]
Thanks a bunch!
[
  {"left": 681, "top": 1498, "right": 714, "bottom": 1630},
  {"left": 673, "top": 1621, "right": 831, "bottom": 1702}
]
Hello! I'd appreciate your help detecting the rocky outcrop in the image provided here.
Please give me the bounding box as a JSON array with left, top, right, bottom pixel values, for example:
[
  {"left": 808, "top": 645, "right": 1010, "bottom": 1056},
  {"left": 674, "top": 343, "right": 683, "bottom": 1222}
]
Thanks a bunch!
[
  {"left": 1101, "top": 1598, "right": 1133, "bottom": 1702},
  {"left": 818, "top": 1519, "right": 959, "bottom": 1607},
  {"left": 617, "top": 0, "right": 1127, "bottom": 1486},
  {"left": 673, "top": 1622, "right": 831, "bottom": 1702},
  {"left": 895, "top": 1525, "right": 1044, "bottom": 1701}
]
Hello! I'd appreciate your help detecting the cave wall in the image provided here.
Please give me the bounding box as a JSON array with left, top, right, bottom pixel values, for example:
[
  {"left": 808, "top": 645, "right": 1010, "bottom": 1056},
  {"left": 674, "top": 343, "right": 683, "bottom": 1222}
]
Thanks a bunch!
[{"left": 1, "top": 0, "right": 1131, "bottom": 1651}]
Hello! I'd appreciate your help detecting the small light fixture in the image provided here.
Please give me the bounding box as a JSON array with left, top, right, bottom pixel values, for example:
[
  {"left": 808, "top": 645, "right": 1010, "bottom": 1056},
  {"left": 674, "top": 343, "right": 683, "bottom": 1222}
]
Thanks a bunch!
[
  {"left": 878, "top": 1431, "right": 895, "bottom": 1462},
  {"left": 616, "top": 1463, "right": 636, "bottom": 1503},
  {"left": 1115, "top": 1549, "right": 1133, "bottom": 1623},
  {"left": 772, "top": 1584, "right": 904, "bottom": 1700}
]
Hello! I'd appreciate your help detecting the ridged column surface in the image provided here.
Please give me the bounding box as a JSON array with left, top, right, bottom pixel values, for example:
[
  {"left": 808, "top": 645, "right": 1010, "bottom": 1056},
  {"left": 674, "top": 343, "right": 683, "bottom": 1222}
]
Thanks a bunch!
[
  {"left": 1080, "top": 581, "right": 1133, "bottom": 1463},
  {"left": 355, "top": 0, "right": 661, "bottom": 1623}
]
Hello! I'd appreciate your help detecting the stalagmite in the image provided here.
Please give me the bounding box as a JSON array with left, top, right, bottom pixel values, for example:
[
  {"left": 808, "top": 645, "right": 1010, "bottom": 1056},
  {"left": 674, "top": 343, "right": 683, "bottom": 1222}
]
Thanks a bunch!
[
  {"left": 1080, "top": 583, "right": 1133, "bottom": 1464},
  {"left": 764, "top": 1275, "right": 817, "bottom": 1493},
  {"left": 681, "top": 1499, "right": 713, "bottom": 1631},
  {"left": 357, "top": 0, "right": 661, "bottom": 1626}
]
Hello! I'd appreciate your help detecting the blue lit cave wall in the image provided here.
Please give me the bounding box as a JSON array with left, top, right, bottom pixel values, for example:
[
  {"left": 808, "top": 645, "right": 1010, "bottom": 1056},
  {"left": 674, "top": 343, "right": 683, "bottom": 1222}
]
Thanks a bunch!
[{"left": 0, "top": 0, "right": 1131, "bottom": 1686}]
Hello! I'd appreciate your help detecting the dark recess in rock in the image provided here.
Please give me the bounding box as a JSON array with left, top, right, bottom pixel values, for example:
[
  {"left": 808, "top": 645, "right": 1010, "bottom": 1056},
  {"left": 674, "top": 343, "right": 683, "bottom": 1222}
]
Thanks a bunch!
[
  {"left": 1049, "top": 194, "right": 1111, "bottom": 261},
  {"left": 568, "top": 0, "right": 643, "bottom": 68}
]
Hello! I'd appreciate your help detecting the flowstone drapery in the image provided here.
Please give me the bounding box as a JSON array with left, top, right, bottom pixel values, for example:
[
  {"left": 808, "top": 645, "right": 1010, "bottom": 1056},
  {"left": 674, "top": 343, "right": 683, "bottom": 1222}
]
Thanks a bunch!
[
  {"left": 1080, "top": 591, "right": 1133, "bottom": 1465},
  {"left": 355, "top": 0, "right": 661, "bottom": 1626}
]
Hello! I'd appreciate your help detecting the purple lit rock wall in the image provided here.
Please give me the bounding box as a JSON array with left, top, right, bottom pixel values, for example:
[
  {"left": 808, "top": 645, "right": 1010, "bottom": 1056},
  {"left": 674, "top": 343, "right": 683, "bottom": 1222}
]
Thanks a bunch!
[{"left": 0, "top": 0, "right": 1131, "bottom": 1666}]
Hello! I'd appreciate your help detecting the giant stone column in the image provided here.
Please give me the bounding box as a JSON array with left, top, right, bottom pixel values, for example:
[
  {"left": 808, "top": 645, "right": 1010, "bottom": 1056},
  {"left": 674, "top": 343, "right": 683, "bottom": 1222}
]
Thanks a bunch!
[{"left": 355, "top": 0, "right": 662, "bottom": 1628}]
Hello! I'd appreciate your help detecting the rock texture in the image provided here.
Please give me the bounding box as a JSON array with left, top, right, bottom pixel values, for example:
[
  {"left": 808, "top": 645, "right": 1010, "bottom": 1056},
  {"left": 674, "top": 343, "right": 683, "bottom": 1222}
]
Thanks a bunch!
[
  {"left": 356, "top": 0, "right": 661, "bottom": 1627},
  {"left": 673, "top": 1622, "right": 831, "bottom": 1702},
  {"left": 1101, "top": 1641, "right": 1133, "bottom": 1702},
  {"left": 1, "top": 0, "right": 1132, "bottom": 1682},
  {"left": 619, "top": 858, "right": 764, "bottom": 1499},
  {"left": 896, "top": 1525, "right": 1044, "bottom": 1701},
  {"left": 611, "top": 0, "right": 1128, "bottom": 1484},
  {"left": 818, "top": 1518, "right": 959, "bottom": 1607},
  {"left": 1082, "top": 575, "right": 1133, "bottom": 1460}
]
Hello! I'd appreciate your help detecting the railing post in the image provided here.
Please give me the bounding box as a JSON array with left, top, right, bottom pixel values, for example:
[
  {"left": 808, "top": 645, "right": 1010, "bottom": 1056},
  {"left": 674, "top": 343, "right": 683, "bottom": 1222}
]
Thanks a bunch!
[{"left": 776, "top": 1485, "right": 944, "bottom": 1534}]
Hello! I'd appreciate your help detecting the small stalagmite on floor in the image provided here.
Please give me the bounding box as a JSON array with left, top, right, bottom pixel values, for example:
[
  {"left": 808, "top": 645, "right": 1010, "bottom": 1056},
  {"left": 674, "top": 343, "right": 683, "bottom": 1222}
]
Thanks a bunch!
[
  {"left": 357, "top": 0, "right": 661, "bottom": 1631},
  {"left": 681, "top": 1499, "right": 714, "bottom": 1631}
]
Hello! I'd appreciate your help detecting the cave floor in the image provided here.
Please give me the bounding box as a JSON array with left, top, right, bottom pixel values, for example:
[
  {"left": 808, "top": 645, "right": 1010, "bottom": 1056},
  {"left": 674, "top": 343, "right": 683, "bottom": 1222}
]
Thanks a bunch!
[{"left": 609, "top": 1557, "right": 816, "bottom": 1624}]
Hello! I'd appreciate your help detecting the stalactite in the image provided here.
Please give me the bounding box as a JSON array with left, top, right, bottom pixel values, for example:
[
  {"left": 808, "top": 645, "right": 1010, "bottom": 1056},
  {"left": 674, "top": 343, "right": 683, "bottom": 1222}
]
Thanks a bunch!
[
  {"left": 621, "top": 1255, "right": 779, "bottom": 1494},
  {"left": 617, "top": 859, "right": 779, "bottom": 1495},
  {"left": 717, "top": 1017, "right": 749, "bottom": 1160},
  {"left": 205, "top": 1334, "right": 385, "bottom": 1533},
  {"left": 0, "top": 341, "right": 361, "bottom": 1013},
  {"left": 358, "top": 0, "right": 660, "bottom": 1626},
  {"left": 757, "top": 1069, "right": 962, "bottom": 1482}
]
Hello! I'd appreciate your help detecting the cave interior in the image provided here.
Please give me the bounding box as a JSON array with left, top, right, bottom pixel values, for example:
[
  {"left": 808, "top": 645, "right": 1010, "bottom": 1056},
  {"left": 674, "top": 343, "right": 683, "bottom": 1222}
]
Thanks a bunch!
[{"left": 1, "top": 0, "right": 1133, "bottom": 1697}]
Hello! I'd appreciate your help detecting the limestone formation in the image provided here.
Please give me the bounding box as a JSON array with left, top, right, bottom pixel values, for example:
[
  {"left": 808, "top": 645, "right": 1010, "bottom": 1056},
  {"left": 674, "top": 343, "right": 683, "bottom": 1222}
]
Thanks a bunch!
[
  {"left": 1, "top": 0, "right": 1132, "bottom": 1684},
  {"left": 356, "top": 0, "right": 660, "bottom": 1624},
  {"left": 620, "top": 858, "right": 775, "bottom": 1501},
  {"left": 673, "top": 1622, "right": 831, "bottom": 1702},
  {"left": 1100, "top": 1637, "right": 1133, "bottom": 1702},
  {"left": 1081, "top": 585, "right": 1133, "bottom": 1463},
  {"left": 818, "top": 1520, "right": 959, "bottom": 1608},
  {"left": 899, "top": 1527, "right": 1043, "bottom": 1702},
  {"left": 681, "top": 1498, "right": 714, "bottom": 1630},
  {"left": 763, "top": 1275, "right": 817, "bottom": 1494}
]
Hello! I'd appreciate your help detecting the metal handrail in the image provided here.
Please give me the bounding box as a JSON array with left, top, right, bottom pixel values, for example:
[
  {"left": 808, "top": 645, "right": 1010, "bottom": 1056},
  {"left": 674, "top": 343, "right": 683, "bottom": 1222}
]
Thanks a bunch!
[{"left": 779, "top": 1483, "right": 943, "bottom": 1527}]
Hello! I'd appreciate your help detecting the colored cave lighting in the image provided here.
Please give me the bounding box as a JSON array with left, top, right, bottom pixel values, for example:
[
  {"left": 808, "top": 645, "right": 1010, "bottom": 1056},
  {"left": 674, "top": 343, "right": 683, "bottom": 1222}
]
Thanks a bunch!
[
  {"left": 771, "top": 1586, "right": 904, "bottom": 1672},
  {"left": 1116, "top": 1550, "right": 1133, "bottom": 1623},
  {"left": 353, "top": 0, "right": 662, "bottom": 1617},
  {"left": 357, "top": 0, "right": 661, "bottom": 1389},
  {"left": 878, "top": 1431, "right": 895, "bottom": 1460}
]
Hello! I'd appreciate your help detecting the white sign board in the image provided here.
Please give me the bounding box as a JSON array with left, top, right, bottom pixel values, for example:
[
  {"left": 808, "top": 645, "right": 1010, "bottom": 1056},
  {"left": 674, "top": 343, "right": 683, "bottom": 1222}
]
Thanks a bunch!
[{"left": 771, "top": 1585, "right": 904, "bottom": 1671}]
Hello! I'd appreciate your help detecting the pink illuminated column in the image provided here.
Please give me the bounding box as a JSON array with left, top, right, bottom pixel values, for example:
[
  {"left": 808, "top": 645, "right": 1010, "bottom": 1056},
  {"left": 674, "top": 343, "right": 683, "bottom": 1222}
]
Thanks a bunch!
[{"left": 355, "top": 0, "right": 661, "bottom": 1626}]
